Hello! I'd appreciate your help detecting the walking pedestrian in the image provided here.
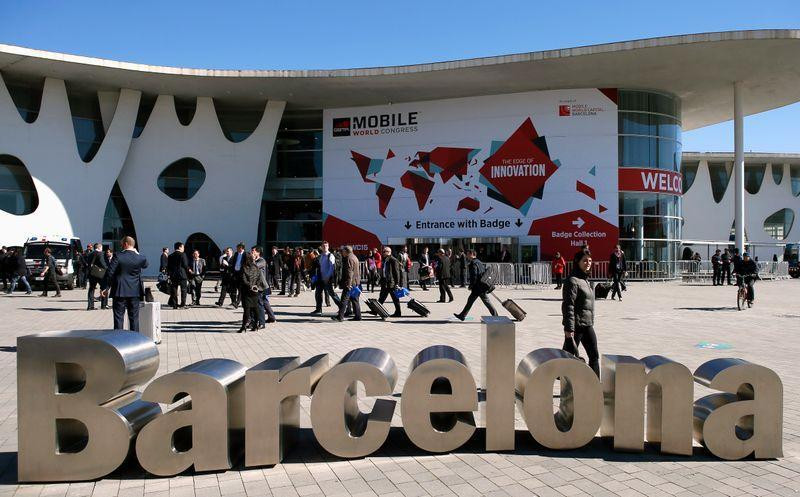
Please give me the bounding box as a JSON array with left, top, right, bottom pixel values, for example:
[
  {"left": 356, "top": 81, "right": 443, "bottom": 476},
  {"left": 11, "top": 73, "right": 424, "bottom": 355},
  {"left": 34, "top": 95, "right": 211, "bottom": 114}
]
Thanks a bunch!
[
  {"left": 216, "top": 247, "right": 235, "bottom": 307},
  {"left": 331, "top": 246, "right": 361, "bottom": 322},
  {"left": 102, "top": 236, "right": 148, "bottom": 332},
  {"left": 5, "top": 248, "right": 31, "bottom": 294},
  {"left": 38, "top": 247, "right": 61, "bottom": 297},
  {"left": 311, "top": 241, "right": 337, "bottom": 314},
  {"left": 252, "top": 246, "right": 276, "bottom": 328},
  {"left": 453, "top": 249, "right": 497, "bottom": 321},
  {"left": 86, "top": 243, "right": 108, "bottom": 310},
  {"left": 609, "top": 245, "right": 626, "bottom": 301},
  {"left": 711, "top": 249, "right": 722, "bottom": 286},
  {"left": 562, "top": 248, "right": 600, "bottom": 377},
  {"left": 552, "top": 251, "right": 566, "bottom": 290},
  {"left": 238, "top": 253, "right": 265, "bottom": 333},
  {"left": 377, "top": 246, "right": 402, "bottom": 317},
  {"left": 435, "top": 248, "right": 454, "bottom": 302},
  {"left": 187, "top": 250, "right": 206, "bottom": 305},
  {"left": 167, "top": 242, "right": 189, "bottom": 309}
]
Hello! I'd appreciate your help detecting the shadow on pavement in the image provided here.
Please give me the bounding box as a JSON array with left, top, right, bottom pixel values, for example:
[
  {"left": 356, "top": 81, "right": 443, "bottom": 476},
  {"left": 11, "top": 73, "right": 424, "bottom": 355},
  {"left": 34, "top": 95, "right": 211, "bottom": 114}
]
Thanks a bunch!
[{"left": 674, "top": 306, "right": 738, "bottom": 312}]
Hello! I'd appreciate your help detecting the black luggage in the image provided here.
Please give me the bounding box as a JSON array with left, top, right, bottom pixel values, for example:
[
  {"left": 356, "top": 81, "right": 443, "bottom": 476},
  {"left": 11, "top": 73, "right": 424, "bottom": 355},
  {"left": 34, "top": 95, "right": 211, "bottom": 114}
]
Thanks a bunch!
[
  {"left": 407, "top": 298, "right": 430, "bottom": 317},
  {"left": 594, "top": 282, "right": 612, "bottom": 299},
  {"left": 365, "top": 298, "right": 390, "bottom": 320},
  {"left": 489, "top": 292, "right": 526, "bottom": 321}
]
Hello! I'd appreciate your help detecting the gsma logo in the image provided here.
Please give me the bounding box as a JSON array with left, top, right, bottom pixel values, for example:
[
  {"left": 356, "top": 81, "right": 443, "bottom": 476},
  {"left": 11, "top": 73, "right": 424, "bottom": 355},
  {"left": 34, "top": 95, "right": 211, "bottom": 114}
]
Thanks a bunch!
[
  {"left": 332, "top": 118, "right": 351, "bottom": 137},
  {"left": 558, "top": 105, "right": 571, "bottom": 117}
]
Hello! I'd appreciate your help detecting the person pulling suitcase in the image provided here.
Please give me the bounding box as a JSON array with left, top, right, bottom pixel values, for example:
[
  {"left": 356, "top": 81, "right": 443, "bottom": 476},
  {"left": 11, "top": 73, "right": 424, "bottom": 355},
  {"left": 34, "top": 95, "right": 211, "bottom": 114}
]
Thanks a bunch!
[
  {"left": 376, "top": 247, "right": 402, "bottom": 317},
  {"left": 453, "top": 249, "right": 497, "bottom": 321}
]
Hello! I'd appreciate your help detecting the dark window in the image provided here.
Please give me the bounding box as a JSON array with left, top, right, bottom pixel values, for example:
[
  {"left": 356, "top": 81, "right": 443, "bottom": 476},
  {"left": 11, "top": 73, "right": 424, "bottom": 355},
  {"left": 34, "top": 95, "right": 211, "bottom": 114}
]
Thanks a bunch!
[
  {"left": 708, "top": 162, "right": 732, "bottom": 203},
  {"left": 214, "top": 100, "right": 265, "bottom": 143},
  {"left": 3, "top": 74, "right": 43, "bottom": 123},
  {"left": 133, "top": 94, "right": 157, "bottom": 138},
  {"left": 102, "top": 182, "right": 136, "bottom": 251},
  {"left": 65, "top": 87, "right": 106, "bottom": 162},
  {"left": 157, "top": 158, "right": 206, "bottom": 201},
  {"left": 259, "top": 221, "right": 322, "bottom": 243},
  {"left": 680, "top": 161, "right": 699, "bottom": 193},
  {"left": 618, "top": 90, "right": 681, "bottom": 118},
  {"left": 791, "top": 165, "right": 800, "bottom": 197},
  {"left": 185, "top": 233, "right": 221, "bottom": 271},
  {"left": 619, "top": 193, "right": 680, "bottom": 217},
  {"left": 0, "top": 154, "right": 38, "bottom": 215},
  {"left": 618, "top": 112, "right": 680, "bottom": 141},
  {"left": 174, "top": 97, "right": 197, "bottom": 126},
  {"left": 744, "top": 163, "right": 766, "bottom": 195},
  {"left": 771, "top": 163, "right": 783, "bottom": 185},
  {"left": 763, "top": 208, "right": 795, "bottom": 240},
  {"left": 261, "top": 200, "right": 322, "bottom": 221}
]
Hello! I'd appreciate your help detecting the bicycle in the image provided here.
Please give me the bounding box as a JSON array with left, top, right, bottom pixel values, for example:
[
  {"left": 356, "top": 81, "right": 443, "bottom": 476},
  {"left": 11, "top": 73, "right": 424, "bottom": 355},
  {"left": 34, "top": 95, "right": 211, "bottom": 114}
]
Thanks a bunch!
[{"left": 736, "top": 274, "right": 757, "bottom": 311}]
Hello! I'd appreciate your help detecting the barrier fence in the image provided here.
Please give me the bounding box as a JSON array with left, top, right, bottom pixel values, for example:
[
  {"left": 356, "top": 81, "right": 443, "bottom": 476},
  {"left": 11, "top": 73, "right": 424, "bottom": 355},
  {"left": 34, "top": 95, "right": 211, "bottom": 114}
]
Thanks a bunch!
[{"left": 374, "top": 260, "right": 791, "bottom": 288}]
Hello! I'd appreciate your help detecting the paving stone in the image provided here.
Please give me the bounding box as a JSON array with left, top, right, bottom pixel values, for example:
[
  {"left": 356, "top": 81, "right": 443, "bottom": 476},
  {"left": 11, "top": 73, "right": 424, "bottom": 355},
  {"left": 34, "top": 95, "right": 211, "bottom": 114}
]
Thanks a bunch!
[{"left": 1, "top": 281, "right": 799, "bottom": 497}]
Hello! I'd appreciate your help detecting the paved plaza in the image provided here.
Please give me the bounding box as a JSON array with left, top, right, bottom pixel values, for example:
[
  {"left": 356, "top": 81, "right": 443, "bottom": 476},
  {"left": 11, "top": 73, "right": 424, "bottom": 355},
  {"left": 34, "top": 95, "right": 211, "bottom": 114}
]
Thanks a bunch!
[{"left": 0, "top": 279, "right": 799, "bottom": 497}]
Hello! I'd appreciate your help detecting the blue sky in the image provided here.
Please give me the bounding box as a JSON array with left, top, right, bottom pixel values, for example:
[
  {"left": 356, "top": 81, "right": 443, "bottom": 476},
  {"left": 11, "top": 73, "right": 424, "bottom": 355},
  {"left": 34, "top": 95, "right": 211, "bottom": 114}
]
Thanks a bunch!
[{"left": 1, "top": 1, "right": 799, "bottom": 152}]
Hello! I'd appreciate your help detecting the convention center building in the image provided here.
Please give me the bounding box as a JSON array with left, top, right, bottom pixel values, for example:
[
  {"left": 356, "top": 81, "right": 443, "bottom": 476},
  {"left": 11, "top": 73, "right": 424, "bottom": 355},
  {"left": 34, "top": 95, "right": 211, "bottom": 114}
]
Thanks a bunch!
[{"left": 1, "top": 29, "right": 800, "bottom": 271}]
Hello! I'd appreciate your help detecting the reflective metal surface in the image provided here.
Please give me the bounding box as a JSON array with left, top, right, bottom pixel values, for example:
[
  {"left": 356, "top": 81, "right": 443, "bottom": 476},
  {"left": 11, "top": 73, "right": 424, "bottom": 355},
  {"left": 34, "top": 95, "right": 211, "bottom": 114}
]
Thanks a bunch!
[
  {"left": 481, "top": 316, "right": 515, "bottom": 451},
  {"left": 245, "top": 354, "right": 329, "bottom": 466},
  {"left": 135, "top": 358, "right": 247, "bottom": 476},
  {"left": 601, "top": 355, "right": 693, "bottom": 454},
  {"left": 692, "top": 358, "right": 783, "bottom": 459},
  {"left": 401, "top": 345, "right": 477, "bottom": 453},
  {"left": 310, "top": 348, "right": 397, "bottom": 458},
  {"left": 17, "top": 330, "right": 159, "bottom": 482},
  {"left": 515, "top": 348, "right": 603, "bottom": 449}
]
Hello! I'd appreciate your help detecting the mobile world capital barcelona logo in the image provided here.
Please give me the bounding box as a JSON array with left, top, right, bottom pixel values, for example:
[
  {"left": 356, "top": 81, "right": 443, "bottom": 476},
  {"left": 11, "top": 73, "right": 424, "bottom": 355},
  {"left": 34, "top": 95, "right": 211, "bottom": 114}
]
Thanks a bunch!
[{"left": 333, "top": 111, "right": 419, "bottom": 137}]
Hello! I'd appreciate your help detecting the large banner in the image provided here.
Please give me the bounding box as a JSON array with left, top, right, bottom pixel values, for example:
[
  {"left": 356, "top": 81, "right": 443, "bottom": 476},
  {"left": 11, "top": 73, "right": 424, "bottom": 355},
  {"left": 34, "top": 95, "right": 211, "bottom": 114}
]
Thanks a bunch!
[{"left": 323, "top": 89, "right": 619, "bottom": 259}]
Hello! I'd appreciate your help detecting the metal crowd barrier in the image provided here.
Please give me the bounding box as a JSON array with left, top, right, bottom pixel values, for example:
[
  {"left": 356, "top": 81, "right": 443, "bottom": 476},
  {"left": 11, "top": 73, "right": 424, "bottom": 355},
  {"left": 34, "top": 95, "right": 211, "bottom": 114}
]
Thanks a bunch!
[{"left": 359, "top": 258, "right": 789, "bottom": 288}]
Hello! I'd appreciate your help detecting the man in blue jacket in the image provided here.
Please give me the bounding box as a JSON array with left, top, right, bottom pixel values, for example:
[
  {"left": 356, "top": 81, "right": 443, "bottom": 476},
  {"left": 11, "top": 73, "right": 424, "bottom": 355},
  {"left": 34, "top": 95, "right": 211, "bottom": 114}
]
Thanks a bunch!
[{"left": 102, "top": 236, "right": 148, "bottom": 331}]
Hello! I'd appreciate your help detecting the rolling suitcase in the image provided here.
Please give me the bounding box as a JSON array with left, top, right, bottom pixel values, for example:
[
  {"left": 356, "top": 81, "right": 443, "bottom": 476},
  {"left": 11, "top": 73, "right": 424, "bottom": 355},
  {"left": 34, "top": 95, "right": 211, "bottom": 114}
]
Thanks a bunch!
[
  {"left": 489, "top": 292, "right": 526, "bottom": 321},
  {"left": 365, "top": 298, "right": 390, "bottom": 320},
  {"left": 594, "top": 282, "right": 612, "bottom": 299},
  {"left": 406, "top": 298, "right": 430, "bottom": 317}
]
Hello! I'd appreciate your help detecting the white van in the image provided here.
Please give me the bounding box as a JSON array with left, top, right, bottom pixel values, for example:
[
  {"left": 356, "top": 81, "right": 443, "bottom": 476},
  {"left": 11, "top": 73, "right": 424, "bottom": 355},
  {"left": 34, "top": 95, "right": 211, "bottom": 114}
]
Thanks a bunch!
[{"left": 24, "top": 235, "right": 83, "bottom": 290}]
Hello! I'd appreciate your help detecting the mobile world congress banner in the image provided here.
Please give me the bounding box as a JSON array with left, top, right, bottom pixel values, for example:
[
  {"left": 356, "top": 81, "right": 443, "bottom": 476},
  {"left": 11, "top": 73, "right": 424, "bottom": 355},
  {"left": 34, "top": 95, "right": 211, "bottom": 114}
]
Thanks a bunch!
[{"left": 322, "top": 89, "right": 619, "bottom": 258}]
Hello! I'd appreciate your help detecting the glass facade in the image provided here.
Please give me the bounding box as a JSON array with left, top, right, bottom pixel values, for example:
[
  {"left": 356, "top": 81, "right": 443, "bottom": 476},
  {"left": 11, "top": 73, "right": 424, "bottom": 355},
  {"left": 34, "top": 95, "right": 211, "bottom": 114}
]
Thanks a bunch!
[
  {"left": 617, "top": 90, "right": 682, "bottom": 262},
  {"left": 65, "top": 86, "right": 106, "bottom": 162},
  {"left": 185, "top": 232, "right": 222, "bottom": 270},
  {"left": 3, "top": 74, "right": 42, "bottom": 123},
  {"left": 791, "top": 165, "right": 800, "bottom": 197},
  {"left": 744, "top": 163, "right": 766, "bottom": 194},
  {"left": 680, "top": 161, "right": 698, "bottom": 193},
  {"left": 157, "top": 158, "right": 206, "bottom": 201},
  {"left": 133, "top": 94, "right": 156, "bottom": 138},
  {"left": 708, "top": 161, "right": 732, "bottom": 203},
  {"left": 258, "top": 110, "right": 323, "bottom": 249},
  {"left": 763, "top": 208, "right": 794, "bottom": 240},
  {"left": 0, "top": 154, "right": 38, "bottom": 215},
  {"left": 102, "top": 182, "right": 137, "bottom": 251},
  {"left": 214, "top": 100, "right": 264, "bottom": 143},
  {"left": 771, "top": 163, "right": 783, "bottom": 185}
]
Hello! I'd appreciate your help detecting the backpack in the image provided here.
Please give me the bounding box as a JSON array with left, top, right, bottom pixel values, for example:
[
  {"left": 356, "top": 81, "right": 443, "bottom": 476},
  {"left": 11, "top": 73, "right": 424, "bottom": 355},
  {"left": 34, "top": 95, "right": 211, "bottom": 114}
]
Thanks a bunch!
[{"left": 474, "top": 260, "right": 496, "bottom": 293}]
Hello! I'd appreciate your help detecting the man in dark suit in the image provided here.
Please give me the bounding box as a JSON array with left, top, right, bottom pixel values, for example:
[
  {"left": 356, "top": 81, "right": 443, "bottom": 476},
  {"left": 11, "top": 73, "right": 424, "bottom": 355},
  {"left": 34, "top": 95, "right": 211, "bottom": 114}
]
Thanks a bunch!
[
  {"left": 332, "top": 246, "right": 361, "bottom": 322},
  {"left": 102, "top": 236, "right": 148, "bottom": 331},
  {"left": 377, "top": 246, "right": 402, "bottom": 317},
  {"left": 86, "top": 243, "right": 108, "bottom": 310},
  {"left": 187, "top": 249, "right": 206, "bottom": 305},
  {"left": 499, "top": 246, "right": 512, "bottom": 263},
  {"left": 167, "top": 242, "right": 189, "bottom": 309},
  {"left": 227, "top": 243, "right": 246, "bottom": 308},
  {"left": 159, "top": 247, "right": 169, "bottom": 273},
  {"left": 435, "top": 248, "right": 454, "bottom": 303}
]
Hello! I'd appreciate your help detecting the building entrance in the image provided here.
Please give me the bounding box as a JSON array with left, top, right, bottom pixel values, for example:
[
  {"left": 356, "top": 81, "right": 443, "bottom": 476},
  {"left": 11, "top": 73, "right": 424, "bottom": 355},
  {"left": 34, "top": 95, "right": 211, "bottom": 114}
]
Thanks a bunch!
[{"left": 395, "top": 237, "right": 520, "bottom": 263}]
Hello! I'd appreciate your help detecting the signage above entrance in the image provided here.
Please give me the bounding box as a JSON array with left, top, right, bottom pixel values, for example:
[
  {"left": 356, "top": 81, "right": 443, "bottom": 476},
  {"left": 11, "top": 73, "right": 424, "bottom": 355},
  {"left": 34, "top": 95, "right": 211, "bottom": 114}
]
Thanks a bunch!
[{"left": 619, "top": 167, "right": 683, "bottom": 196}]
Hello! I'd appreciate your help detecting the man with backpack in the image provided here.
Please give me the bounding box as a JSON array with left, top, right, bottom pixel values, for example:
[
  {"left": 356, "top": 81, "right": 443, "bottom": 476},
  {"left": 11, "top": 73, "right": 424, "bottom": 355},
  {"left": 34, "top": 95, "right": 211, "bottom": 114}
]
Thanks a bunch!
[{"left": 453, "top": 249, "right": 497, "bottom": 321}]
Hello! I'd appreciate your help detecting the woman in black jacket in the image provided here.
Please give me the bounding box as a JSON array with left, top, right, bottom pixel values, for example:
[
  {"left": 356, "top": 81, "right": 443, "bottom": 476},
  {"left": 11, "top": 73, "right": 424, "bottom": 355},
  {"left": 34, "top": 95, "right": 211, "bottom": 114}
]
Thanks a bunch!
[
  {"left": 239, "top": 253, "right": 265, "bottom": 333},
  {"left": 562, "top": 249, "right": 599, "bottom": 377}
]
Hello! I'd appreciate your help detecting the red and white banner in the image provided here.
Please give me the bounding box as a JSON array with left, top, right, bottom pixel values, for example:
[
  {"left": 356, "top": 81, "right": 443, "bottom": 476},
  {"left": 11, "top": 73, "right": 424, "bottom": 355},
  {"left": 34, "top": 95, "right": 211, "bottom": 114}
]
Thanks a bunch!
[
  {"left": 618, "top": 168, "right": 682, "bottom": 196},
  {"left": 322, "top": 89, "right": 619, "bottom": 250}
]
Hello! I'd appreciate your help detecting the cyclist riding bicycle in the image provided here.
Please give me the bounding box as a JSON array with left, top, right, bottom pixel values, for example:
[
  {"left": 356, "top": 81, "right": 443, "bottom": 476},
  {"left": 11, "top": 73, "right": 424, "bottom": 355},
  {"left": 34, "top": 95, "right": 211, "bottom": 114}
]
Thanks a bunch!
[{"left": 735, "top": 252, "right": 759, "bottom": 305}]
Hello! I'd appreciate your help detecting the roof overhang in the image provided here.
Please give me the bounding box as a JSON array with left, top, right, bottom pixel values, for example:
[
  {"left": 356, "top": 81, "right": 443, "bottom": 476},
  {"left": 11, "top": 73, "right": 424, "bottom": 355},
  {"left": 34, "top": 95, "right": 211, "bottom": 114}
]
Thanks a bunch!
[{"left": 2, "top": 29, "right": 800, "bottom": 130}]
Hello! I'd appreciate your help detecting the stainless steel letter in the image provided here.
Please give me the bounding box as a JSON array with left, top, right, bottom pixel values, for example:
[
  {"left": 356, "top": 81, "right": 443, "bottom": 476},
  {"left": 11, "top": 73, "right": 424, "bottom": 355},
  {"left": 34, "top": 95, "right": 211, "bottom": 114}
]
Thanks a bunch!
[
  {"left": 135, "top": 359, "right": 246, "bottom": 475},
  {"left": 245, "top": 354, "right": 329, "bottom": 466},
  {"left": 600, "top": 355, "right": 693, "bottom": 454},
  {"left": 310, "top": 348, "right": 397, "bottom": 458},
  {"left": 481, "top": 316, "right": 515, "bottom": 450},
  {"left": 516, "top": 348, "right": 602, "bottom": 449},
  {"left": 402, "top": 345, "right": 477, "bottom": 452},
  {"left": 17, "top": 330, "right": 159, "bottom": 482},
  {"left": 693, "top": 358, "right": 783, "bottom": 459}
]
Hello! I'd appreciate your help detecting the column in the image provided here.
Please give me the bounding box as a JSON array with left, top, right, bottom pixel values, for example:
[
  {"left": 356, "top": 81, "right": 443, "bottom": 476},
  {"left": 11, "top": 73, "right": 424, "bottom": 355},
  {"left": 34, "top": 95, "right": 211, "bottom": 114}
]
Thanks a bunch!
[{"left": 734, "top": 82, "right": 745, "bottom": 254}]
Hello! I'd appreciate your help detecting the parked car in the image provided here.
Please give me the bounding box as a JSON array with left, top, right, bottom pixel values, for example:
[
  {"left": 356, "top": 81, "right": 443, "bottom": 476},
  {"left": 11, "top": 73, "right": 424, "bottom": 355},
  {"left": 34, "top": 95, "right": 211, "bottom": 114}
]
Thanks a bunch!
[{"left": 23, "top": 236, "right": 82, "bottom": 290}]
